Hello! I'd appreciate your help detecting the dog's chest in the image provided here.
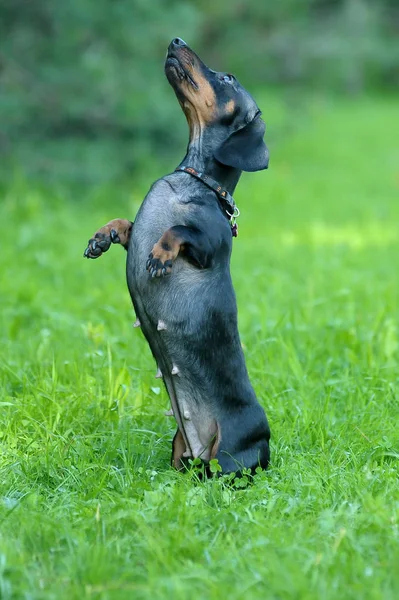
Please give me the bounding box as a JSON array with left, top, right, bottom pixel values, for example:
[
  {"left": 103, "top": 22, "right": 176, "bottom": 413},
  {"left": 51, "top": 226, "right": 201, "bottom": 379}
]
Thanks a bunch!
[{"left": 130, "top": 181, "right": 185, "bottom": 269}]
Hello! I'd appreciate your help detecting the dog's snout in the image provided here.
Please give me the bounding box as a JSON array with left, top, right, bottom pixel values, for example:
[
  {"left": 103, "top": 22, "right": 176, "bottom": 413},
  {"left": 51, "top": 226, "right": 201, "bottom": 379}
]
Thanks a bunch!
[{"left": 171, "top": 37, "right": 187, "bottom": 48}]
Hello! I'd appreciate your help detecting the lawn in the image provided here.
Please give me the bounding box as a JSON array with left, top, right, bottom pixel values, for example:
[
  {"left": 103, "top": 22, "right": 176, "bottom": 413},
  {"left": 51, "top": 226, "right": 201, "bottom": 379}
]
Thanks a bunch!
[{"left": 0, "top": 94, "right": 398, "bottom": 599}]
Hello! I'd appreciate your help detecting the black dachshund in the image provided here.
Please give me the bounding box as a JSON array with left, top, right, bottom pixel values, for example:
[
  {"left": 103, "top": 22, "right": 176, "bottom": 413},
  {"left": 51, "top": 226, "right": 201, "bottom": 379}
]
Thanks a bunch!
[{"left": 84, "top": 38, "right": 270, "bottom": 474}]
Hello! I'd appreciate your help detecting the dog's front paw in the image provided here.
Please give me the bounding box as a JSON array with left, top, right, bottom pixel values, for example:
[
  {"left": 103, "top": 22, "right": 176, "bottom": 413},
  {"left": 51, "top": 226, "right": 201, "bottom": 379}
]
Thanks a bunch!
[
  {"left": 146, "top": 252, "right": 173, "bottom": 278},
  {"left": 84, "top": 229, "right": 118, "bottom": 259},
  {"left": 146, "top": 234, "right": 180, "bottom": 277}
]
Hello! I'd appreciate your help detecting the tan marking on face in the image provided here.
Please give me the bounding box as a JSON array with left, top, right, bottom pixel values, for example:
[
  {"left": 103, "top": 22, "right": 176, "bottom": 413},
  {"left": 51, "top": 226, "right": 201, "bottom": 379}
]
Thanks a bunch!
[
  {"left": 172, "top": 51, "right": 217, "bottom": 140},
  {"left": 224, "top": 99, "right": 235, "bottom": 114},
  {"left": 181, "top": 69, "right": 216, "bottom": 132}
]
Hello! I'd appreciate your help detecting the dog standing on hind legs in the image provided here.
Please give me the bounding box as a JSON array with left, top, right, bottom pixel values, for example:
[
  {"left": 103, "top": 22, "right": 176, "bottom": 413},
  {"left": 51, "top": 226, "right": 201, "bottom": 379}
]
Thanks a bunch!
[{"left": 84, "top": 38, "right": 271, "bottom": 474}]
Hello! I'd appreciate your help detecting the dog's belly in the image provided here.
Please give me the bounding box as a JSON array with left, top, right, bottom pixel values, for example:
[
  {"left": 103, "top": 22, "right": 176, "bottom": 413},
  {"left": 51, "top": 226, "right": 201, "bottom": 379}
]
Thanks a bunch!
[
  {"left": 126, "top": 184, "right": 236, "bottom": 459},
  {"left": 128, "top": 254, "right": 231, "bottom": 459}
]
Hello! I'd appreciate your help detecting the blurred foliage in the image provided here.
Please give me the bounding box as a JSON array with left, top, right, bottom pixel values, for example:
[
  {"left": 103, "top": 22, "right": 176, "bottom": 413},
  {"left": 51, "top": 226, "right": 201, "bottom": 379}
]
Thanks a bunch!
[{"left": 0, "top": 0, "right": 398, "bottom": 184}]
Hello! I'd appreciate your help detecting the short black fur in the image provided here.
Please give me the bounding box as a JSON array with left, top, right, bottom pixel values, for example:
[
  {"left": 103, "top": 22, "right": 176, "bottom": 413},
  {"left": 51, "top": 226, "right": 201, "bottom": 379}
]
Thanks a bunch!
[{"left": 84, "top": 38, "right": 271, "bottom": 474}]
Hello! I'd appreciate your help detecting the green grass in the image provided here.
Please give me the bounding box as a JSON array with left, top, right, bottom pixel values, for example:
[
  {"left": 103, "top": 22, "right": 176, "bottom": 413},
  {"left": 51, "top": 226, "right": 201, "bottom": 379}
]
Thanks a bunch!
[{"left": 1, "top": 94, "right": 399, "bottom": 599}]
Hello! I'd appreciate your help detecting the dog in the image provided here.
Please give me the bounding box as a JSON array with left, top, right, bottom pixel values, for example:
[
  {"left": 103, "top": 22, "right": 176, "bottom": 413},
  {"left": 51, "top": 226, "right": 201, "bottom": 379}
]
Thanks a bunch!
[{"left": 84, "top": 38, "right": 270, "bottom": 474}]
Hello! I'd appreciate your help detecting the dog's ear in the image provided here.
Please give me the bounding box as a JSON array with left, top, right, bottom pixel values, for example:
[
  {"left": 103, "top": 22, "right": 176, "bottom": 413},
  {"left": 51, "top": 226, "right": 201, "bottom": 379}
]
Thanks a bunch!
[{"left": 214, "top": 114, "right": 269, "bottom": 172}]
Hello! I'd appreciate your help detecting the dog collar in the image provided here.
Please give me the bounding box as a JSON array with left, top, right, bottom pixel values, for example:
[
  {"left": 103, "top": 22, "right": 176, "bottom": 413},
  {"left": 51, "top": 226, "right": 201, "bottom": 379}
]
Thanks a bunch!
[{"left": 175, "top": 165, "right": 240, "bottom": 237}]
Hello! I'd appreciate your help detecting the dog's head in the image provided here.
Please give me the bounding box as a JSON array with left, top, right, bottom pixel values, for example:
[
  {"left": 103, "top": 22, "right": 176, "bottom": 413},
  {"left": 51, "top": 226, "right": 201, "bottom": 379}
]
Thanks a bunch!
[{"left": 165, "top": 38, "right": 269, "bottom": 172}]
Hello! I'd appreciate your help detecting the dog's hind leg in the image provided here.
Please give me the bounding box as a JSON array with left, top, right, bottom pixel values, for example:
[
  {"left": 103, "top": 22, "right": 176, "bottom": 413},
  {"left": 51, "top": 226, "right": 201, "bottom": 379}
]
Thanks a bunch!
[
  {"left": 171, "top": 428, "right": 188, "bottom": 470},
  {"left": 84, "top": 219, "right": 133, "bottom": 259}
]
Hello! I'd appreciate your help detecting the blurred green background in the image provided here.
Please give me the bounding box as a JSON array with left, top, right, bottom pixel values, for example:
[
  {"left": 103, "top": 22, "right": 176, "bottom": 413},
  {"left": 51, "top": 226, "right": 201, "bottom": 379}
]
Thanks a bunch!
[
  {"left": 1, "top": 0, "right": 398, "bottom": 185},
  {"left": 1, "top": 3, "right": 399, "bottom": 599}
]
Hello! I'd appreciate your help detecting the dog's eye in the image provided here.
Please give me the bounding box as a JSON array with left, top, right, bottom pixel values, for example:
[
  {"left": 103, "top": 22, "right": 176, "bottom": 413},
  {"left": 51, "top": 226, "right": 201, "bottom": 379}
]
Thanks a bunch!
[{"left": 221, "top": 74, "right": 234, "bottom": 83}]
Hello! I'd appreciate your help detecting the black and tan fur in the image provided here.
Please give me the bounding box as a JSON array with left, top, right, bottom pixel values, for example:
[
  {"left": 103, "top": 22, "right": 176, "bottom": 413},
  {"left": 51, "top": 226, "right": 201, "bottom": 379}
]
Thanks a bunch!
[{"left": 84, "top": 38, "right": 270, "bottom": 474}]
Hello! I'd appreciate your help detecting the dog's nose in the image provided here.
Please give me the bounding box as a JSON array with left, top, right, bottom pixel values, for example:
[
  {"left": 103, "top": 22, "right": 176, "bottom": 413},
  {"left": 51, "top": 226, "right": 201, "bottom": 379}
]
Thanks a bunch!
[{"left": 171, "top": 38, "right": 187, "bottom": 48}]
